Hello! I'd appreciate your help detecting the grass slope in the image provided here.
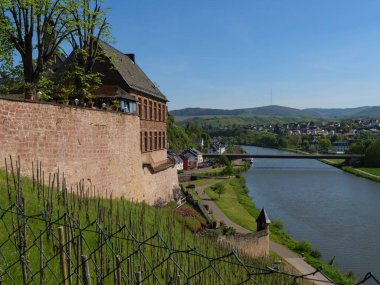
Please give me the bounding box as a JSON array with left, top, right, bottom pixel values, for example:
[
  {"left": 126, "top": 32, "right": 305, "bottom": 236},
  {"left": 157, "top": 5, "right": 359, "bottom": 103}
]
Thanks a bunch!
[
  {"left": 205, "top": 177, "right": 259, "bottom": 232},
  {"left": 0, "top": 169, "right": 300, "bottom": 285}
]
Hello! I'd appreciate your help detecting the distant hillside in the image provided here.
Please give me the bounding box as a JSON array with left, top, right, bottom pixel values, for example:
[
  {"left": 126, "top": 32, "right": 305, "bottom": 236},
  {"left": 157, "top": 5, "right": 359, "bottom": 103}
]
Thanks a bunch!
[{"left": 171, "top": 105, "right": 380, "bottom": 119}]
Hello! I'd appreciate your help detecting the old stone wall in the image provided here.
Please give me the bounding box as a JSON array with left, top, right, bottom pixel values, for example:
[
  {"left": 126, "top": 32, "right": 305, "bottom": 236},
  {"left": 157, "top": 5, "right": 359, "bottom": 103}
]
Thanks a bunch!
[
  {"left": 0, "top": 98, "right": 178, "bottom": 204},
  {"left": 218, "top": 229, "right": 270, "bottom": 258}
]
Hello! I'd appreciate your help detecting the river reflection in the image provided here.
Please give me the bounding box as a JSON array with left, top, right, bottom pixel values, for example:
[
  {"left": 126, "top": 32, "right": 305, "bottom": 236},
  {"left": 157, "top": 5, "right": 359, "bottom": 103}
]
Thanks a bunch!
[{"left": 243, "top": 146, "right": 380, "bottom": 282}]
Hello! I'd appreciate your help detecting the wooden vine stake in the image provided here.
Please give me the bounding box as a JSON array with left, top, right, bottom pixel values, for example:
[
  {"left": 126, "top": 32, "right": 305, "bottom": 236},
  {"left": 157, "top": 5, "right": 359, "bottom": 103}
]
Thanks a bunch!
[
  {"left": 58, "top": 226, "right": 68, "bottom": 285},
  {"left": 81, "top": 255, "right": 91, "bottom": 285}
]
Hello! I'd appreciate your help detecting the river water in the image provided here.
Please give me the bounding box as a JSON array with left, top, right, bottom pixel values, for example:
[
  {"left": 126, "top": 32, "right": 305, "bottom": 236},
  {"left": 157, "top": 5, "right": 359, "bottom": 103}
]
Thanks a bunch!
[{"left": 243, "top": 146, "right": 380, "bottom": 282}]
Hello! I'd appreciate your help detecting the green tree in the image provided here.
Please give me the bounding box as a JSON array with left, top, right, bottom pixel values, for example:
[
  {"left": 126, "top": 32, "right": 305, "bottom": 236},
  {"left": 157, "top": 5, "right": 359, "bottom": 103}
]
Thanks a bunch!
[
  {"left": 212, "top": 183, "right": 226, "bottom": 199},
  {"left": 277, "top": 136, "right": 288, "bottom": 148},
  {"left": 219, "top": 155, "right": 231, "bottom": 166},
  {"left": 64, "top": 0, "right": 111, "bottom": 99},
  {"left": 347, "top": 141, "right": 366, "bottom": 155},
  {"left": 302, "top": 139, "right": 310, "bottom": 151},
  {"left": 364, "top": 138, "right": 380, "bottom": 167},
  {"left": 318, "top": 138, "right": 331, "bottom": 153},
  {"left": 0, "top": 0, "right": 73, "bottom": 98},
  {"left": 167, "top": 114, "right": 193, "bottom": 152},
  {"left": 0, "top": 0, "right": 111, "bottom": 99}
]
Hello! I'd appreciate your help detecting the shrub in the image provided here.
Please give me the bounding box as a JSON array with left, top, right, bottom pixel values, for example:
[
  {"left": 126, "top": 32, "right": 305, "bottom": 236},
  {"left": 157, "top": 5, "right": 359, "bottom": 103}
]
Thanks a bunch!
[
  {"left": 222, "top": 226, "right": 236, "bottom": 236},
  {"left": 212, "top": 183, "right": 226, "bottom": 198},
  {"left": 310, "top": 249, "right": 322, "bottom": 259},
  {"left": 271, "top": 219, "right": 284, "bottom": 230},
  {"left": 221, "top": 165, "right": 236, "bottom": 176},
  {"left": 346, "top": 271, "right": 356, "bottom": 281},
  {"left": 294, "top": 240, "right": 313, "bottom": 253}
]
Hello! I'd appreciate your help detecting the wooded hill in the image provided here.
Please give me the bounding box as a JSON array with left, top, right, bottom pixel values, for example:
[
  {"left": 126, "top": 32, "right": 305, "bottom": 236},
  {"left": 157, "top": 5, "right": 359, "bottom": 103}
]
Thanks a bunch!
[{"left": 171, "top": 105, "right": 380, "bottom": 120}]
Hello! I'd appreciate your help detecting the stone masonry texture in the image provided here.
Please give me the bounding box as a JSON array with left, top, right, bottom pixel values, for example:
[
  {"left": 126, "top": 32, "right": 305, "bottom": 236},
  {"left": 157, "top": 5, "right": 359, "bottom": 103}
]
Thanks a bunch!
[{"left": 0, "top": 99, "right": 178, "bottom": 204}]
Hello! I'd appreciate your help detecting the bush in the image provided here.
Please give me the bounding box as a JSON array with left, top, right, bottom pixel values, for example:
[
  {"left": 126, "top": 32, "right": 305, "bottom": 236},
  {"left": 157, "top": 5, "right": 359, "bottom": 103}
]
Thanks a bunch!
[
  {"left": 186, "top": 184, "right": 196, "bottom": 189},
  {"left": 271, "top": 219, "right": 284, "bottom": 230},
  {"left": 219, "top": 155, "right": 231, "bottom": 166},
  {"left": 221, "top": 165, "right": 236, "bottom": 176},
  {"left": 294, "top": 240, "right": 313, "bottom": 253},
  {"left": 294, "top": 240, "right": 322, "bottom": 259},
  {"left": 222, "top": 226, "right": 236, "bottom": 236},
  {"left": 310, "top": 249, "right": 322, "bottom": 259},
  {"left": 346, "top": 271, "right": 356, "bottom": 281},
  {"left": 212, "top": 183, "right": 226, "bottom": 198}
]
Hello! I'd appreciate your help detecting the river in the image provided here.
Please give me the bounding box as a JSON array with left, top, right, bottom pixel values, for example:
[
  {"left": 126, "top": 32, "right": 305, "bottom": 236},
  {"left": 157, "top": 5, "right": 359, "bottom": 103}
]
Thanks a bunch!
[{"left": 243, "top": 146, "right": 380, "bottom": 282}]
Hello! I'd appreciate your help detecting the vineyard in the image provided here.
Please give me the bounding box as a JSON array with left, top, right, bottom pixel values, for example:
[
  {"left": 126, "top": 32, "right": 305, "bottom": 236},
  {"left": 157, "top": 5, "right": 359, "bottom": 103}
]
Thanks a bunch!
[{"left": 0, "top": 157, "right": 378, "bottom": 285}]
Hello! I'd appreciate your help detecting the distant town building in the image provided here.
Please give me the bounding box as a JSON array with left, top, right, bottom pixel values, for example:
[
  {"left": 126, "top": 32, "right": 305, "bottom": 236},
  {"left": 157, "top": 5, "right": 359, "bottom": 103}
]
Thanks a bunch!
[
  {"left": 180, "top": 148, "right": 204, "bottom": 169},
  {"left": 332, "top": 140, "right": 353, "bottom": 153}
]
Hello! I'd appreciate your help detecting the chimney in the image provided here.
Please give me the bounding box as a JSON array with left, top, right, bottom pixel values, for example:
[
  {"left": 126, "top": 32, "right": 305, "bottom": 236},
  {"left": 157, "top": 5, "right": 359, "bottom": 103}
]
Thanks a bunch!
[{"left": 125, "top": 53, "right": 135, "bottom": 63}]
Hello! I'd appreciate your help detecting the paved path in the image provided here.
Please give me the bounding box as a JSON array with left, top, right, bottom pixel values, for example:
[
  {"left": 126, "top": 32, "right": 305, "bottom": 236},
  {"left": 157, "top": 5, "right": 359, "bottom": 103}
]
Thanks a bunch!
[
  {"left": 195, "top": 182, "right": 331, "bottom": 285},
  {"left": 350, "top": 167, "right": 380, "bottom": 179}
]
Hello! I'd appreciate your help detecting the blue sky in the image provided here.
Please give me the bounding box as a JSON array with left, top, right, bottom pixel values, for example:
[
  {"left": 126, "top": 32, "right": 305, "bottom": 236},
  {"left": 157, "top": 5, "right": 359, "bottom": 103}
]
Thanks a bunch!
[{"left": 106, "top": 0, "right": 380, "bottom": 110}]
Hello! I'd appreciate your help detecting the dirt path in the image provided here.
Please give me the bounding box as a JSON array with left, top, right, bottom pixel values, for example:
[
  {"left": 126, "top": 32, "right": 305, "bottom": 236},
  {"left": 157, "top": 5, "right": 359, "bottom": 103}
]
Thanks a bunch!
[{"left": 195, "top": 181, "right": 331, "bottom": 285}]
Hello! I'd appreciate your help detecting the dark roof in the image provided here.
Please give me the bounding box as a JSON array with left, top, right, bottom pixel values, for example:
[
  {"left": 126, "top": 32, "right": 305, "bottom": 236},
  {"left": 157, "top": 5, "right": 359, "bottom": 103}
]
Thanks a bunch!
[
  {"left": 99, "top": 41, "right": 167, "bottom": 101},
  {"left": 256, "top": 208, "right": 271, "bottom": 224},
  {"left": 92, "top": 85, "right": 137, "bottom": 101}
]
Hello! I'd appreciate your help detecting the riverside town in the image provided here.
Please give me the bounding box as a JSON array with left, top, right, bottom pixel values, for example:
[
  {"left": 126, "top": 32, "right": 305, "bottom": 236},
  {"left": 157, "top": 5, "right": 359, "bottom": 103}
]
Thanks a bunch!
[{"left": 0, "top": 1, "right": 379, "bottom": 284}]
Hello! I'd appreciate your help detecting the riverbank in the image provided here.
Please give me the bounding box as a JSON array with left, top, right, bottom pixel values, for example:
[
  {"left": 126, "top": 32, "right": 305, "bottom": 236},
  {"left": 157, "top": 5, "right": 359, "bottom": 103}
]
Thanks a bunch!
[
  {"left": 184, "top": 166, "right": 355, "bottom": 284},
  {"left": 191, "top": 178, "right": 331, "bottom": 285},
  {"left": 281, "top": 147, "right": 380, "bottom": 183},
  {"left": 320, "top": 159, "right": 380, "bottom": 183}
]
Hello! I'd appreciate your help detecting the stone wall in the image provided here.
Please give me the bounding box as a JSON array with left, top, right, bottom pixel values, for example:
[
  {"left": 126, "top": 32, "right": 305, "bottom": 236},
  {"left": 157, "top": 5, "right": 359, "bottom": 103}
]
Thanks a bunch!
[
  {"left": 0, "top": 98, "right": 178, "bottom": 204},
  {"left": 218, "top": 229, "right": 270, "bottom": 258}
]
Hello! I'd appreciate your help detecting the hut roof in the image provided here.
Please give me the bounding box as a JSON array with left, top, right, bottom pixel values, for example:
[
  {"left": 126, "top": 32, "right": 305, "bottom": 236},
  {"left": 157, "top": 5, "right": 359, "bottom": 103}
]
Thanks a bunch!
[{"left": 256, "top": 208, "right": 271, "bottom": 224}]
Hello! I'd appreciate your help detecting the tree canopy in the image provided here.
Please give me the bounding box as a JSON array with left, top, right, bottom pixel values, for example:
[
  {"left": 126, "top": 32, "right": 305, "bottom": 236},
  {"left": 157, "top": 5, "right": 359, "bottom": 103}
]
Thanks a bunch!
[{"left": 0, "top": 0, "right": 111, "bottom": 99}]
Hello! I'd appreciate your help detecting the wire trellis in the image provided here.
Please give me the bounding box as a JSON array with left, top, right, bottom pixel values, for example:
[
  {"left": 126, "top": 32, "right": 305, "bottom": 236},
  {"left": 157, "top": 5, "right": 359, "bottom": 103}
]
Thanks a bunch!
[{"left": 0, "top": 156, "right": 378, "bottom": 285}]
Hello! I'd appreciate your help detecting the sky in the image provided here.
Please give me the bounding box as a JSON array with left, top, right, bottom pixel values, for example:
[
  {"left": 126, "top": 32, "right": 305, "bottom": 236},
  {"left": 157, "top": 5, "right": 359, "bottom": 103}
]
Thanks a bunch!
[{"left": 106, "top": 0, "right": 380, "bottom": 110}]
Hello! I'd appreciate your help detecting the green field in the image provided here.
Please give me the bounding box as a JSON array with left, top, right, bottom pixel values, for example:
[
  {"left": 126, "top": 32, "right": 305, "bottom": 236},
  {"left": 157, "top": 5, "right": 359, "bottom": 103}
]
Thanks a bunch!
[{"left": 358, "top": 167, "right": 380, "bottom": 177}]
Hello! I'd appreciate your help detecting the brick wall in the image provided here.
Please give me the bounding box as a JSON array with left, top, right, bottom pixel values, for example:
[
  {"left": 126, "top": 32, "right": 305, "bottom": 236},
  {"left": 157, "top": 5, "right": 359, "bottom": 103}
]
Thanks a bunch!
[{"left": 0, "top": 98, "right": 178, "bottom": 204}]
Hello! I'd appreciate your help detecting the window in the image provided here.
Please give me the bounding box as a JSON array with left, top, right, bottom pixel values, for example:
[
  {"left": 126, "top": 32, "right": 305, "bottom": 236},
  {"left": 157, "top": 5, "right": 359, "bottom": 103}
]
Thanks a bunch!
[
  {"left": 158, "top": 104, "right": 162, "bottom": 121},
  {"left": 131, "top": 102, "right": 137, "bottom": 113},
  {"left": 144, "top": 132, "right": 148, "bottom": 152},
  {"left": 154, "top": 132, "right": 158, "bottom": 150},
  {"left": 140, "top": 132, "right": 143, "bottom": 152},
  {"left": 158, "top": 132, "right": 162, "bottom": 149},
  {"left": 149, "top": 132, "right": 153, "bottom": 151},
  {"left": 138, "top": 98, "right": 142, "bottom": 116},
  {"left": 143, "top": 99, "right": 148, "bottom": 120},
  {"left": 149, "top": 101, "right": 153, "bottom": 120},
  {"left": 162, "top": 105, "right": 166, "bottom": 122},
  {"left": 163, "top": 132, "right": 166, "bottom": 148},
  {"left": 154, "top": 102, "right": 157, "bottom": 121}
]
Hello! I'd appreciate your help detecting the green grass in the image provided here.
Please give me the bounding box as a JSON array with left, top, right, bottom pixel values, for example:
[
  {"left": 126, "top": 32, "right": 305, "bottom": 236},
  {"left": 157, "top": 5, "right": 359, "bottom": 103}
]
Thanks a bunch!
[
  {"left": 321, "top": 159, "right": 346, "bottom": 165},
  {"left": 182, "top": 178, "right": 219, "bottom": 187},
  {"left": 358, "top": 167, "right": 380, "bottom": 177},
  {"left": 341, "top": 166, "right": 380, "bottom": 182},
  {"left": 205, "top": 177, "right": 259, "bottom": 232},
  {"left": 187, "top": 167, "right": 224, "bottom": 175},
  {"left": 1, "top": 168, "right": 306, "bottom": 284}
]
